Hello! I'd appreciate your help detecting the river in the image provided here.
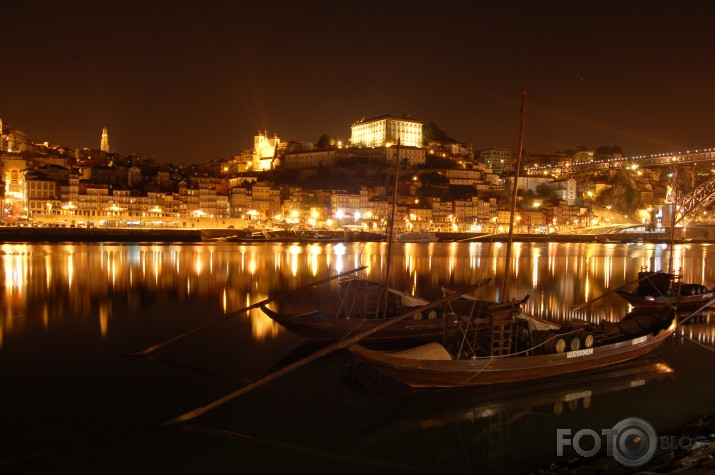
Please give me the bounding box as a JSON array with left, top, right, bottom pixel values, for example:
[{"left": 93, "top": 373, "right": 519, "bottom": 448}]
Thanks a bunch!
[{"left": 1, "top": 241, "right": 714, "bottom": 474}]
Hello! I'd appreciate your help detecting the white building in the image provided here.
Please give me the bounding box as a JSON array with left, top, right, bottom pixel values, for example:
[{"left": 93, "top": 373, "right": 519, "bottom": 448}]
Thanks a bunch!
[
  {"left": 350, "top": 115, "right": 422, "bottom": 148},
  {"left": 252, "top": 132, "right": 281, "bottom": 171}
]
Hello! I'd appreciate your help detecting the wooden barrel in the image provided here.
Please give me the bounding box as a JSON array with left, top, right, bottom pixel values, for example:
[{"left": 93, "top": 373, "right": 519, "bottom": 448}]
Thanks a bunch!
[
  {"left": 515, "top": 326, "right": 530, "bottom": 345},
  {"left": 568, "top": 335, "right": 581, "bottom": 351},
  {"left": 581, "top": 332, "right": 594, "bottom": 349},
  {"left": 533, "top": 330, "right": 567, "bottom": 354}
]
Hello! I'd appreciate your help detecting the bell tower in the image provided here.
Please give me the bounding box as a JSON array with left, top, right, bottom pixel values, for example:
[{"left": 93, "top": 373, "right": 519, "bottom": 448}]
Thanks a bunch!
[{"left": 100, "top": 127, "right": 109, "bottom": 152}]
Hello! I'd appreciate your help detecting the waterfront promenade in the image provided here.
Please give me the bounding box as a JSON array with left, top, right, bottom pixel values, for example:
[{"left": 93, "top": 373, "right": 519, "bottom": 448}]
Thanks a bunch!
[{"left": 1, "top": 224, "right": 714, "bottom": 244}]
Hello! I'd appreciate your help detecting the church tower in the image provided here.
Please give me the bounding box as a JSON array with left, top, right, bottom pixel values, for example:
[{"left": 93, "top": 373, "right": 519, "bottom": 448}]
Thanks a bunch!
[
  {"left": 0, "top": 118, "right": 5, "bottom": 152},
  {"left": 100, "top": 127, "right": 109, "bottom": 152}
]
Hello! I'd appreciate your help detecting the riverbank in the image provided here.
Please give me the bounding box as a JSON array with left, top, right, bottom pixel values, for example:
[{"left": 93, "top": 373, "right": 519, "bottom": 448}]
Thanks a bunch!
[{"left": 0, "top": 226, "right": 714, "bottom": 244}]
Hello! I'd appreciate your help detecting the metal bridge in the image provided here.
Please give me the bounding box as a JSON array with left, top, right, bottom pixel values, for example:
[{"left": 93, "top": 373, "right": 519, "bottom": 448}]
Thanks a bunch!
[
  {"left": 526, "top": 148, "right": 715, "bottom": 177},
  {"left": 676, "top": 174, "right": 715, "bottom": 224},
  {"left": 525, "top": 148, "right": 715, "bottom": 224}
]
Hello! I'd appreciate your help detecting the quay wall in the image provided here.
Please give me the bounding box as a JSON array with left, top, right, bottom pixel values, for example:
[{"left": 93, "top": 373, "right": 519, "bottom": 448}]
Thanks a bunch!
[{"left": 1, "top": 225, "right": 714, "bottom": 244}]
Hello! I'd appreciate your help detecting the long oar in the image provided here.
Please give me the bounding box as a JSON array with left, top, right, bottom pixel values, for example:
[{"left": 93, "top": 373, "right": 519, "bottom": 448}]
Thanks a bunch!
[
  {"left": 165, "top": 280, "right": 489, "bottom": 425},
  {"left": 127, "top": 265, "right": 367, "bottom": 357},
  {"left": 571, "top": 273, "right": 660, "bottom": 310}
]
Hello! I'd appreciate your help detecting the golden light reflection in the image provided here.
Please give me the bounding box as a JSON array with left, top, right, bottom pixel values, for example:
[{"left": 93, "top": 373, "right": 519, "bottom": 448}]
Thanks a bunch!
[
  {"left": 584, "top": 273, "right": 591, "bottom": 303},
  {"left": 195, "top": 254, "right": 203, "bottom": 276},
  {"left": 1, "top": 242, "right": 714, "bottom": 348},
  {"left": 309, "top": 245, "right": 320, "bottom": 277},
  {"left": 99, "top": 302, "right": 109, "bottom": 338},
  {"left": 45, "top": 254, "right": 51, "bottom": 290},
  {"left": 4, "top": 253, "right": 27, "bottom": 291},
  {"left": 222, "top": 288, "right": 228, "bottom": 314},
  {"left": 289, "top": 246, "right": 301, "bottom": 277},
  {"left": 249, "top": 307, "right": 281, "bottom": 341},
  {"left": 531, "top": 248, "right": 540, "bottom": 288},
  {"left": 405, "top": 252, "right": 414, "bottom": 275},
  {"left": 604, "top": 256, "right": 612, "bottom": 289},
  {"left": 248, "top": 254, "right": 257, "bottom": 275}
]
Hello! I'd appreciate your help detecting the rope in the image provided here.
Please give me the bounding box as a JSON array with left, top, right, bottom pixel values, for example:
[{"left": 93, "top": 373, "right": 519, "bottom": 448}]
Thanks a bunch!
[{"left": 462, "top": 327, "right": 584, "bottom": 360}]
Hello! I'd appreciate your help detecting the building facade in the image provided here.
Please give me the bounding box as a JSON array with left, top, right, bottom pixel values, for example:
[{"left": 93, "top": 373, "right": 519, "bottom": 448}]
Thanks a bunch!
[
  {"left": 480, "top": 148, "right": 513, "bottom": 173},
  {"left": 350, "top": 115, "right": 423, "bottom": 148}
]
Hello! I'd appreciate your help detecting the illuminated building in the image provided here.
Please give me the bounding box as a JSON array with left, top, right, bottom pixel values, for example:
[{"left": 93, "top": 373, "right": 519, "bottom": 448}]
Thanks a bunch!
[
  {"left": 23, "top": 169, "right": 58, "bottom": 219},
  {"left": 252, "top": 132, "right": 281, "bottom": 171},
  {"left": 350, "top": 115, "right": 423, "bottom": 148},
  {"left": 100, "top": 127, "right": 109, "bottom": 153},
  {"left": 479, "top": 148, "right": 513, "bottom": 173}
]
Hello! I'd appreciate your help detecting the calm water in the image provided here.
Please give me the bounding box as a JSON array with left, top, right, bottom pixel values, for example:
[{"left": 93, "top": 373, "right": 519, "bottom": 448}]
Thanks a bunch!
[{"left": 1, "top": 241, "right": 715, "bottom": 474}]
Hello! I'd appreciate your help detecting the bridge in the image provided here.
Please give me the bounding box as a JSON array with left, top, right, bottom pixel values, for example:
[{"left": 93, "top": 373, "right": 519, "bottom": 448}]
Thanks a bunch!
[
  {"left": 526, "top": 148, "right": 715, "bottom": 177},
  {"left": 676, "top": 174, "right": 715, "bottom": 224},
  {"left": 525, "top": 148, "right": 715, "bottom": 225}
]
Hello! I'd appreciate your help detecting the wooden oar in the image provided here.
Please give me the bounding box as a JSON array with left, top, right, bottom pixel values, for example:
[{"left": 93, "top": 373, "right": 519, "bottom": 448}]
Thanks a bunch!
[
  {"left": 126, "top": 265, "right": 367, "bottom": 357},
  {"left": 164, "top": 280, "right": 490, "bottom": 425},
  {"left": 571, "top": 273, "right": 659, "bottom": 310}
]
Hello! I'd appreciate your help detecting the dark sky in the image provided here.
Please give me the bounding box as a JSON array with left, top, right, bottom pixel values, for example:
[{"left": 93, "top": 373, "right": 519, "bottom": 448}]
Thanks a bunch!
[{"left": 3, "top": 0, "right": 715, "bottom": 163}]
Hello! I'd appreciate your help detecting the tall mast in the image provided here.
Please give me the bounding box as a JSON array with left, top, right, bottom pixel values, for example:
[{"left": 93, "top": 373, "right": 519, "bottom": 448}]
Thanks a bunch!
[
  {"left": 667, "top": 168, "right": 678, "bottom": 275},
  {"left": 383, "top": 139, "right": 401, "bottom": 310},
  {"left": 501, "top": 91, "right": 528, "bottom": 302}
]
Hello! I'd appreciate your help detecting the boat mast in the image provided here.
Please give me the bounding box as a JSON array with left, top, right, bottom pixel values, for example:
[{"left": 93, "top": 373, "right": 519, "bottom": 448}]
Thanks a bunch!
[
  {"left": 382, "top": 139, "right": 401, "bottom": 314},
  {"left": 501, "top": 91, "right": 527, "bottom": 303},
  {"left": 667, "top": 167, "right": 678, "bottom": 275}
]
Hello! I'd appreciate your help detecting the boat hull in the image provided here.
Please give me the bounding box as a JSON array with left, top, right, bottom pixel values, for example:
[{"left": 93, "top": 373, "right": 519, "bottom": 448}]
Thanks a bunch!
[
  {"left": 261, "top": 297, "right": 528, "bottom": 344},
  {"left": 616, "top": 290, "right": 715, "bottom": 311},
  {"left": 350, "top": 321, "right": 677, "bottom": 387}
]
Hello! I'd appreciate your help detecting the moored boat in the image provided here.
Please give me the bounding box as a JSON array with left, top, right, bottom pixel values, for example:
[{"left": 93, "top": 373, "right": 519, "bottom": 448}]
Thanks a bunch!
[
  {"left": 261, "top": 276, "right": 529, "bottom": 344},
  {"left": 396, "top": 230, "right": 439, "bottom": 242},
  {"left": 225, "top": 228, "right": 286, "bottom": 242},
  {"left": 350, "top": 308, "right": 676, "bottom": 388},
  {"left": 616, "top": 271, "right": 715, "bottom": 311}
]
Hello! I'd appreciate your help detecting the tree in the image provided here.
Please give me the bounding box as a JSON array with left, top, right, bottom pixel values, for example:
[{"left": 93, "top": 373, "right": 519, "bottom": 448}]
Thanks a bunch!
[
  {"left": 316, "top": 134, "right": 334, "bottom": 149},
  {"left": 595, "top": 145, "right": 624, "bottom": 157},
  {"left": 598, "top": 170, "right": 645, "bottom": 217},
  {"left": 422, "top": 122, "right": 455, "bottom": 145}
]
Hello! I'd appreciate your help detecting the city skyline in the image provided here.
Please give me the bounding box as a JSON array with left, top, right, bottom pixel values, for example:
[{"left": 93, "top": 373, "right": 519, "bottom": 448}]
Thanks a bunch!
[{"left": 3, "top": 1, "right": 715, "bottom": 163}]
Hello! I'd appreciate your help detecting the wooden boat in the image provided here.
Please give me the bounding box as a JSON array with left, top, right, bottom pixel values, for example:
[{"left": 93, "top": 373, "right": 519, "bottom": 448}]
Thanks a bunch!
[
  {"left": 225, "top": 228, "right": 285, "bottom": 242},
  {"left": 261, "top": 276, "right": 529, "bottom": 344},
  {"left": 350, "top": 308, "right": 676, "bottom": 388},
  {"left": 396, "top": 230, "right": 439, "bottom": 242},
  {"left": 293, "top": 230, "right": 346, "bottom": 243},
  {"left": 616, "top": 271, "right": 715, "bottom": 311}
]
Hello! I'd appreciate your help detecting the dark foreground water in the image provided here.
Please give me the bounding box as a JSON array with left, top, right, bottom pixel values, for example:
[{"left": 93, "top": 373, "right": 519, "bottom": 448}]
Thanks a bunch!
[{"left": 1, "top": 241, "right": 715, "bottom": 474}]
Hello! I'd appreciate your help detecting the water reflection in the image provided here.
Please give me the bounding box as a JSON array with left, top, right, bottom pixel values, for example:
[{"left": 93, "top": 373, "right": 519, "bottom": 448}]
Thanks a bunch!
[
  {"left": 1, "top": 242, "right": 715, "bottom": 474},
  {"left": 350, "top": 357, "right": 675, "bottom": 472},
  {"left": 1, "top": 242, "right": 714, "bottom": 346}
]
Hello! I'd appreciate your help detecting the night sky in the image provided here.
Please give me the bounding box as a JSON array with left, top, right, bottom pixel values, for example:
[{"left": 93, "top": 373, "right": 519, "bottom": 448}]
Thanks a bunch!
[{"left": 3, "top": 1, "right": 714, "bottom": 163}]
